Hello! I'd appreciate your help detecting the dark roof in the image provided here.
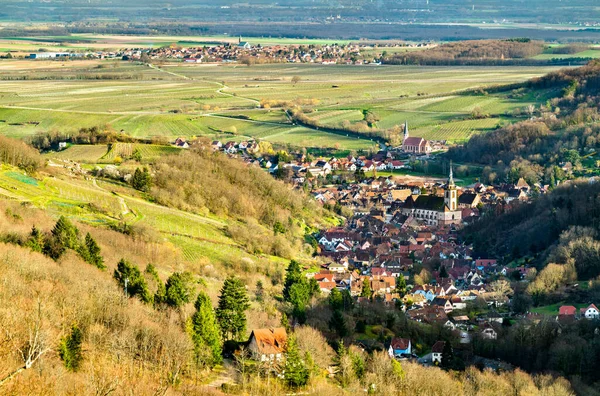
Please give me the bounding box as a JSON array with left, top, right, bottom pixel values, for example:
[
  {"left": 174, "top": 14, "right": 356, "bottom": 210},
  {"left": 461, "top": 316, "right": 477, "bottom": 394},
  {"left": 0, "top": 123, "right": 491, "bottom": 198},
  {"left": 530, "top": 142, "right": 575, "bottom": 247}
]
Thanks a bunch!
[
  {"left": 432, "top": 341, "right": 446, "bottom": 353},
  {"left": 404, "top": 195, "right": 446, "bottom": 211},
  {"left": 458, "top": 193, "right": 478, "bottom": 205}
]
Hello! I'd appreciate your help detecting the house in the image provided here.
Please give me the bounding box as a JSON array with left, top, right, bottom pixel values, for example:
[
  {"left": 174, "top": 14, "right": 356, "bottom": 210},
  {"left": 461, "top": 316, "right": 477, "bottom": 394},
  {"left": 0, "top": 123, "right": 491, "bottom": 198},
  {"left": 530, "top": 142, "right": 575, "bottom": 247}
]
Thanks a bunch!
[
  {"left": 431, "top": 341, "right": 445, "bottom": 364},
  {"left": 558, "top": 305, "right": 577, "bottom": 317},
  {"left": 388, "top": 338, "right": 412, "bottom": 358},
  {"left": 238, "top": 41, "right": 252, "bottom": 50},
  {"left": 175, "top": 137, "right": 189, "bottom": 149},
  {"left": 580, "top": 304, "right": 600, "bottom": 319},
  {"left": 431, "top": 297, "right": 453, "bottom": 313},
  {"left": 480, "top": 323, "right": 498, "bottom": 340},
  {"left": 58, "top": 142, "right": 68, "bottom": 150},
  {"left": 247, "top": 328, "right": 287, "bottom": 362}
]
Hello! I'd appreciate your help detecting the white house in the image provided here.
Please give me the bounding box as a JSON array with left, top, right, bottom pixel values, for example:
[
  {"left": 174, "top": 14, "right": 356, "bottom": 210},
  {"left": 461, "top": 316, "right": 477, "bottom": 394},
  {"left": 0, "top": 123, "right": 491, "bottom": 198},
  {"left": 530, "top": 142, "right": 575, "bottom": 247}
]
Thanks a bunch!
[{"left": 580, "top": 304, "right": 600, "bottom": 319}]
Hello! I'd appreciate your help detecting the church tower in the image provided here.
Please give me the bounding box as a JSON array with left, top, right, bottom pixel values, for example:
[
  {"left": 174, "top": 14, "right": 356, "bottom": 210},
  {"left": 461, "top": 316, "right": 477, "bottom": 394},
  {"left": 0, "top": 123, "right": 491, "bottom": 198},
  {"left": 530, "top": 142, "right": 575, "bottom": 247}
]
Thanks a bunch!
[
  {"left": 445, "top": 162, "right": 457, "bottom": 211},
  {"left": 403, "top": 121, "right": 409, "bottom": 142}
]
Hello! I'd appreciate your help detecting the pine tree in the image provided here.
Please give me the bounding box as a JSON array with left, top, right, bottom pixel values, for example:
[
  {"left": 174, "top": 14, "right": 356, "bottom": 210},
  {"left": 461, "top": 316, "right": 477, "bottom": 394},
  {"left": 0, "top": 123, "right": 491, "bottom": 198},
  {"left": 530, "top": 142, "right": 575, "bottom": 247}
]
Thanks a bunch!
[
  {"left": 216, "top": 276, "right": 250, "bottom": 341},
  {"left": 255, "top": 280, "right": 264, "bottom": 302},
  {"left": 113, "top": 258, "right": 153, "bottom": 303},
  {"left": 360, "top": 278, "right": 372, "bottom": 298},
  {"left": 51, "top": 216, "right": 79, "bottom": 250},
  {"left": 328, "top": 288, "right": 344, "bottom": 310},
  {"left": 146, "top": 263, "right": 166, "bottom": 304},
  {"left": 191, "top": 291, "right": 222, "bottom": 367},
  {"left": 25, "top": 225, "right": 44, "bottom": 253},
  {"left": 164, "top": 272, "right": 194, "bottom": 308},
  {"left": 329, "top": 309, "right": 349, "bottom": 339},
  {"left": 283, "top": 334, "right": 309, "bottom": 388},
  {"left": 441, "top": 341, "right": 453, "bottom": 369},
  {"left": 289, "top": 281, "right": 310, "bottom": 324},
  {"left": 131, "top": 167, "right": 152, "bottom": 192},
  {"left": 82, "top": 232, "right": 105, "bottom": 269},
  {"left": 59, "top": 324, "right": 83, "bottom": 372},
  {"left": 283, "top": 260, "right": 302, "bottom": 302}
]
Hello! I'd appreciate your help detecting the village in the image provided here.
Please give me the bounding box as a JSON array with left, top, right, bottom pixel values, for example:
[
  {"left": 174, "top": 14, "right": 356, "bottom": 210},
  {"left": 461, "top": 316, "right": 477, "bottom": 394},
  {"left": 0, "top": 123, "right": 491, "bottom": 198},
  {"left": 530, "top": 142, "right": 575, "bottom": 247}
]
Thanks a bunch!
[
  {"left": 198, "top": 123, "right": 600, "bottom": 369},
  {"left": 27, "top": 40, "right": 435, "bottom": 65}
]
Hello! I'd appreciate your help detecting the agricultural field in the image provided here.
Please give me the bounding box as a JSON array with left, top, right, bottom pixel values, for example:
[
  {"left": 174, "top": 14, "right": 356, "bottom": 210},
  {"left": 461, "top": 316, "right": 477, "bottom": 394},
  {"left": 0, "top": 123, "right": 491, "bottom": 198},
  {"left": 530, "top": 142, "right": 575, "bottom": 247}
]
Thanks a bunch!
[{"left": 0, "top": 59, "right": 563, "bottom": 149}]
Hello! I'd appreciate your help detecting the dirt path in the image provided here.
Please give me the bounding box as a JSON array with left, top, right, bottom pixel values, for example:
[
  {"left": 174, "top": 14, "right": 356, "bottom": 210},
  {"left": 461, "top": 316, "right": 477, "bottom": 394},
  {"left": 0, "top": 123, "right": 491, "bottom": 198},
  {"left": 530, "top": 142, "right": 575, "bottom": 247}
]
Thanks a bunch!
[{"left": 206, "top": 359, "right": 236, "bottom": 389}]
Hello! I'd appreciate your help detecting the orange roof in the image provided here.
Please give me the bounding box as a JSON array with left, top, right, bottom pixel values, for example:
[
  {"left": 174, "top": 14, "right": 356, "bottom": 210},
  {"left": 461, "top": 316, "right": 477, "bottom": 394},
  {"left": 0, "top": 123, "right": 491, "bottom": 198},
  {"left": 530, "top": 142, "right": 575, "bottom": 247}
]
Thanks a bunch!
[{"left": 249, "top": 328, "right": 287, "bottom": 355}]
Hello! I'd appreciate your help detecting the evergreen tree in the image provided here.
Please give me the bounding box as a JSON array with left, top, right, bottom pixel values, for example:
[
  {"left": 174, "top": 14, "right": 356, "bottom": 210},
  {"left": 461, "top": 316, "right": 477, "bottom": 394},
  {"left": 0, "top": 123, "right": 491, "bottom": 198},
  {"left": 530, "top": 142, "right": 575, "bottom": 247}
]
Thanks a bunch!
[
  {"left": 289, "top": 281, "right": 310, "bottom": 324},
  {"left": 164, "top": 272, "right": 194, "bottom": 308},
  {"left": 82, "top": 232, "right": 105, "bottom": 269},
  {"left": 191, "top": 291, "right": 222, "bottom": 367},
  {"left": 51, "top": 216, "right": 79, "bottom": 249},
  {"left": 341, "top": 289, "right": 354, "bottom": 311},
  {"left": 131, "top": 167, "right": 152, "bottom": 192},
  {"left": 216, "top": 276, "right": 250, "bottom": 341},
  {"left": 283, "top": 334, "right": 309, "bottom": 388},
  {"left": 328, "top": 288, "right": 344, "bottom": 311},
  {"left": 146, "top": 263, "right": 167, "bottom": 304},
  {"left": 360, "top": 278, "right": 372, "bottom": 298},
  {"left": 441, "top": 341, "right": 453, "bottom": 369},
  {"left": 25, "top": 225, "right": 44, "bottom": 253},
  {"left": 329, "top": 309, "right": 349, "bottom": 339},
  {"left": 308, "top": 277, "right": 320, "bottom": 297},
  {"left": 59, "top": 324, "right": 83, "bottom": 372},
  {"left": 113, "top": 258, "right": 153, "bottom": 303},
  {"left": 283, "top": 260, "right": 302, "bottom": 302}
]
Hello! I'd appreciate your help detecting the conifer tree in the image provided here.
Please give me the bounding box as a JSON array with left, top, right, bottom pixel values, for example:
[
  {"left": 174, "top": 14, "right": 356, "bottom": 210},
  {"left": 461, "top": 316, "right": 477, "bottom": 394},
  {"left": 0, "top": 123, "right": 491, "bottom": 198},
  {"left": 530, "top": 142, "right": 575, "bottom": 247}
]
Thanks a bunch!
[
  {"left": 164, "top": 272, "right": 194, "bottom": 308},
  {"left": 216, "top": 276, "right": 250, "bottom": 341},
  {"left": 114, "top": 258, "right": 153, "bottom": 303},
  {"left": 51, "top": 216, "right": 79, "bottom": 249},
  {"left": 59, "top": 324, "right": 83, "bottom": 372},
  {"left": 283, "top": 260, "right": 302, "bottom": 302},
  {"left": 83, "top": 232, "right": 105, "bottom": 269},
  {"left": 283, "top": 334, "right": 309, "bottom": 388},
  {"left": 191, "top": 291, "right": 222, "bottom": 367},
  {"left": 25, "top": 225, "right": 44, "bottom": 253},
  {"left": 395, "top": 275, "right": 407, "bottom": 296},
  {"left": 329, "top": 309, "right": 349, "bottom": 339}
]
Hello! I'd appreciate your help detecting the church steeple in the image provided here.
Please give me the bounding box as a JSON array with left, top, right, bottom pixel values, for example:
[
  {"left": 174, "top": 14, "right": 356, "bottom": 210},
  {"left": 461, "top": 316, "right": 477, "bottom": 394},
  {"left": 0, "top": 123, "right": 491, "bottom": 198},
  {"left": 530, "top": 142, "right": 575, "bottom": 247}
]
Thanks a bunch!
[
  {"left": 403, "top": 121, "right": 409, "bottom": 142},
  {"left": 445, "top": 161, "right": 457, "bottom": 211}
]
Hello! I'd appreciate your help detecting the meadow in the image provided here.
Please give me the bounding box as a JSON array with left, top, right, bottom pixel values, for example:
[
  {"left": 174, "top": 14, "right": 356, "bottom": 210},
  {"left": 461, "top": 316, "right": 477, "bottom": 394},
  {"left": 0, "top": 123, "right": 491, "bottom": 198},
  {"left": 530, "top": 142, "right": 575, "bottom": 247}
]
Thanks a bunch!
[{"left": 0, "top": 58, "right": 563, "bottom": 150}]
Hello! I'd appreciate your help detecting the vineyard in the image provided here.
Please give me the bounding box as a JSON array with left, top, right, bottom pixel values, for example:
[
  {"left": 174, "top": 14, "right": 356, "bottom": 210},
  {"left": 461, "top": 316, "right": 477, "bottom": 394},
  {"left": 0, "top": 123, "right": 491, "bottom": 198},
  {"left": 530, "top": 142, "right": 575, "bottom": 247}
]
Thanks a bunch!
[{"left": 0, "top": 59, "right": 561, "bottom": 149}]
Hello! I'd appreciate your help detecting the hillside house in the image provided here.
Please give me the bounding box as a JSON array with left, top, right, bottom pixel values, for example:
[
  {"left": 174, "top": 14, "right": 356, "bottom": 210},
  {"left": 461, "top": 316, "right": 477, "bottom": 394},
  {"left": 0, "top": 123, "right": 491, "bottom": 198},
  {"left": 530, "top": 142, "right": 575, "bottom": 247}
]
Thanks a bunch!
[
  {"left": 388, "top": 338, "right": 412, "bottom": 358},
  {"left": 431, "top": 341, "right": 445, "bottom": 364},
  {"left": 248, "top": 328, "right": 287, "bottom": 362}
]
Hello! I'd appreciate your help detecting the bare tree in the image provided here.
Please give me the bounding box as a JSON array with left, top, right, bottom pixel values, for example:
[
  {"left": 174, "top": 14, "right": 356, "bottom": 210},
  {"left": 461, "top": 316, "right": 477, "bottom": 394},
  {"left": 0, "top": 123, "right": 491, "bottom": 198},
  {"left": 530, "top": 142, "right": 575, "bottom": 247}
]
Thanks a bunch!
[
  {"left": 291, "top": 76, "right": 302, "bottom": 85},
  {"left": 0, "top": 300, "right": 51, "bottom": 387}
]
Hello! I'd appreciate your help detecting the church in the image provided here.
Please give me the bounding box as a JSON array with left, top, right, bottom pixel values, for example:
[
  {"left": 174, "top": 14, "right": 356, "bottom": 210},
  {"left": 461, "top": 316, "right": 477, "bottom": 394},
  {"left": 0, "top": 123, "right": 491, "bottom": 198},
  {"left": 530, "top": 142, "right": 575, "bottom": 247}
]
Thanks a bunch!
[
  {"left": 401, "top": 166, "right": 462, "bottom": 226},
  {"left": 401, "top": 121, "right": 431, "bottom": 154}
]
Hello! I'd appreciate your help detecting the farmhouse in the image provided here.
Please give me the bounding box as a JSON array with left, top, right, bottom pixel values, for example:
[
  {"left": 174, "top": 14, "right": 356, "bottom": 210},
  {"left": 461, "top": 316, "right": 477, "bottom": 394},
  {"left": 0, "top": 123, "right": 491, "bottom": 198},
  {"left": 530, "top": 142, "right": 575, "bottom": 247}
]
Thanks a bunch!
[
  {"left": 247, "top": 328, "right": 287, "bottom": 362},
  {"left": 431, "top": 341, "right": 445, "bottom": 364}
]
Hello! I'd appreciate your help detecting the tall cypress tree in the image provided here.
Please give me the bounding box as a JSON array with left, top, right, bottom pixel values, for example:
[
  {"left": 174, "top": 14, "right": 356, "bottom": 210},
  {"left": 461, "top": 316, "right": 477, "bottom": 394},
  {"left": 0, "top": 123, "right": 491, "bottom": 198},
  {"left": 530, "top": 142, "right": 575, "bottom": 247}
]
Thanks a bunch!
[
  {"left": 216, "top": 276, "right": 250, "bottom": 341},
  {"left": 191, "top": 291, "right": 222, "bottom": 367}
]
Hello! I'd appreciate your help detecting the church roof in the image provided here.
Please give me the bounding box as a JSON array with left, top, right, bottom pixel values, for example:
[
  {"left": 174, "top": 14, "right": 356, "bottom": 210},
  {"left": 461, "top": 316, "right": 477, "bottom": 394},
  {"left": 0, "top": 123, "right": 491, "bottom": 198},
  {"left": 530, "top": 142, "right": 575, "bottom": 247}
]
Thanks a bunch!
[
  {"left": 404, "top": 195, "right": 445, "bottom": 211},
  {"left": 403, "top": 137, "right": 426, "bottom": 146}
]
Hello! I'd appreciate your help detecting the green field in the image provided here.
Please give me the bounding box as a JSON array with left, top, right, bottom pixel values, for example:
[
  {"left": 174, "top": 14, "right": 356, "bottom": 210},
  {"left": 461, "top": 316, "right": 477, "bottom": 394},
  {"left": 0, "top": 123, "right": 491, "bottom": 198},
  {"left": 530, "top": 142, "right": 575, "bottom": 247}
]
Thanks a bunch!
[{"left": 0, "top": 59, "right": 562, "bottom": 148}]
